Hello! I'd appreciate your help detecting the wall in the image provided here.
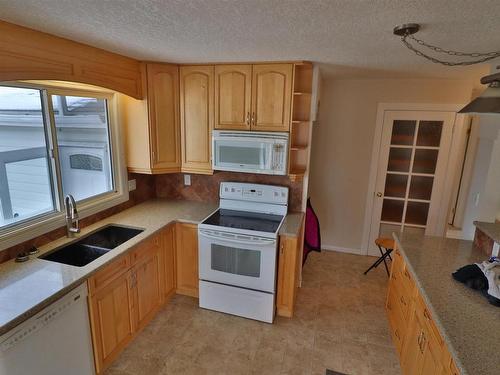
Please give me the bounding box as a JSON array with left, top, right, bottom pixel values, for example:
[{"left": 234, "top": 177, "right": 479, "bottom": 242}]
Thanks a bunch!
[
  {"left": 309, "top": 78, "right": 476, "bottom": 254},
  {"left": 460, "top": 116, "right": 500, "bottom": 239},
  {"left": 0, "top": 172, "right": 155, "bottom": 263},
  {"left": 156, "top": 172, "right": 303, "bottom": 212}
]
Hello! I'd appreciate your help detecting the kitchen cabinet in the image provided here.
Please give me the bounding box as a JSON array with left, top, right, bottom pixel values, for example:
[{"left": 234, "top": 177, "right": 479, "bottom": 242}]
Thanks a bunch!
[
  {"left": 123, "top": 63, "right": 181, "bottom": 174},
  {"left": 251, "top": 63, "right": 293, "bottom": 132},
  {"left": 180, "top": 65, "right": 214, "bottom": 174},
  {"left": 161, "top": 224, "right": 176, "bottom": 301},
  {"left": 175, "top": 222, "right": 199, "bottom": 297},
  {"left": 276, "top": 217, "right": 304, "bottom": 317},
  {"left": 215, "top": 64, "right": 252, "bottom": 130},
  {"left": 88, "top": 269, "right": 135, "bottom": 374},
  {"left": 130, "top": 237, "right": 163, "bottom": 331},
  {"left": 387, "top": 245, "right": 459, "bottom": 375},
  {"left": 88, "top": 231, "right": 169, "bottom": 374}
]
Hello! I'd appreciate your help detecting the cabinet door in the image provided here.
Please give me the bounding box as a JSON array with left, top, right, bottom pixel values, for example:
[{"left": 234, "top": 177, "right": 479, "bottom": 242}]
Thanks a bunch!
[
  {"left": 401, "top": 309, "right": 426, "bottom": 375},
  {"left": 88, "top": 271, "right": 134, "bottom": 374},
  {"left": 180, "top": 65, "right": 214, "bottom": 174},
  {"left": 161, "top": 224, "right": 176, "bottom": 301},
  {"left": 251, "top": 63, "right": 292, "bottom": 132},
  {"left": 215, "top": 64, "right": 252, "bottom": 130},
  {"left": 132, "top": 249, "right": 162, "bottom": 331},
  {"left": 276, "top": 235, "right": 299, "bottom": 317},
  {"left": 421, "top": 332, "right": 444, "bottom": 375},
  {"left": 147, "top": 63, "right": 181, "bottom": 172},
  {"left": 175, "top": 222, "right": 199, "bottom": 297}
]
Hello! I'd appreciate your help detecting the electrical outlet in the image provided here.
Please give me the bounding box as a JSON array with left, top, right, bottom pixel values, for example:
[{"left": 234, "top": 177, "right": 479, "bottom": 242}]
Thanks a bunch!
[
  {"left": 128, "top": 179, "right": 137, "bottom": 191},
  {"left": 184, "top": 174, "right": 191, "bottom": 186}
]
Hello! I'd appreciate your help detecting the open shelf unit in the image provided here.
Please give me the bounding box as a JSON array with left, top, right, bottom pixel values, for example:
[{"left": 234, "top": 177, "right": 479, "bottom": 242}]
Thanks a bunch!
[{"left": 288, "top": 62, "right": 313, "bottom": 181}]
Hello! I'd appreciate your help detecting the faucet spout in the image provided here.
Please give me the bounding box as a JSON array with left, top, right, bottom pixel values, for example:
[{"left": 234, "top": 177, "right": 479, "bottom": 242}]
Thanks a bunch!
[{"left": 64, "top": 194, "right": 80, "bottom": 237}]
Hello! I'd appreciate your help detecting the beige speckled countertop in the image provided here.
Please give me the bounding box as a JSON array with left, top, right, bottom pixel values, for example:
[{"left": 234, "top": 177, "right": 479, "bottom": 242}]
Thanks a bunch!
[
  {"left": 279, "top": 212, "right": 304, "bottom": 237},
  {"left": 474, "top": 220, "right": 500, "bottom": 243},
  {"left": 0, "top": 199, "right": 303, "bottom": 335},
  {"left": 394, "top": 232, "right": 500, "bottom": 375}
]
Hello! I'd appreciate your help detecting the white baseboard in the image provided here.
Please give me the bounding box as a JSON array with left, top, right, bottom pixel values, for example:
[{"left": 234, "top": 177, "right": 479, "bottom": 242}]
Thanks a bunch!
[
  {"left": 322, "top": 244, "right": 365, "bottom": 256},
  {"left": 446, "top": 229, "right": 465, "bottom": 239}
]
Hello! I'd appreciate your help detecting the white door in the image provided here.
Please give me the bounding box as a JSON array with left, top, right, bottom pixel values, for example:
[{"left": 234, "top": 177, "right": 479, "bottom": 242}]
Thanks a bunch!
[{"left": 368, "top": 110, "right": 456, "bottom": 255}]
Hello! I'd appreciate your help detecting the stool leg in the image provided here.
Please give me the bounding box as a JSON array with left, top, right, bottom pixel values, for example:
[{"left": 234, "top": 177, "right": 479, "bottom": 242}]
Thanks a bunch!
[{"left": 363, "top": 246, "right": 392, "bottom": 276}]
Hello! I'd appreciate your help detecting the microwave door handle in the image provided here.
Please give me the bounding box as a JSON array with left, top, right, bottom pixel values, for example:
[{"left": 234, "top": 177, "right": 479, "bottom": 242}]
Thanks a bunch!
[{"left": 199, "top": 231, "right": 276, "bottom": 246}]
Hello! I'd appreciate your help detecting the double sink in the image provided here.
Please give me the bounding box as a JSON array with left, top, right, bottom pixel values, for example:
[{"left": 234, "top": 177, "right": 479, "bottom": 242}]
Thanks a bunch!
[{"left": 40, "top": 225, "right": 143, "bottom": 267}]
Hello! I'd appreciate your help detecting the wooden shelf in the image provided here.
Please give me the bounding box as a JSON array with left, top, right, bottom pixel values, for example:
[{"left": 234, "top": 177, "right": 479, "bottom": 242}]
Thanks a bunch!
[
  {"left": 290, "top": 144, "right": 308, "bottom": 151},
  {"left": 293, "top": 92, "right": 312, "bottom": 96},
  {"left": 292, "top": 120, "right": 310, "bottom": 124},
  {"left": 289, "top": 168, "right": 306, "bottom": 181}
]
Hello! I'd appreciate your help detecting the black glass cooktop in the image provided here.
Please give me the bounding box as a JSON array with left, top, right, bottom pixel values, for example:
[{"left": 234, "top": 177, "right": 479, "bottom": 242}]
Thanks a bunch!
[{"left": 202, "top": 209, "right": 283, "bottom": 233}]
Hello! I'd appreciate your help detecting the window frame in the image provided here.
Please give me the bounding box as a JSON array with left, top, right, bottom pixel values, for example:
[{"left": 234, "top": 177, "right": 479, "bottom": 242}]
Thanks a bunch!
[{"left": 0, "top": 81, "right": 129, "bottom": 251}]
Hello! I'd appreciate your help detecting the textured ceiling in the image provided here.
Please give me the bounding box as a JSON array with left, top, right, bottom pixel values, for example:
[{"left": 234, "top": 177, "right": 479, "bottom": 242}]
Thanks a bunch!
[{"left": 0, "top": 0, "right": 498, "bottom": 80}]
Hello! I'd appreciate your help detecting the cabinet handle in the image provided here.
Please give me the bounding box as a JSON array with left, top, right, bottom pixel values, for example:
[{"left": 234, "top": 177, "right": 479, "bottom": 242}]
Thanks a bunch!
[
  {"left": 419, "top": 333, "right": 426, "bottom": 354},
  {"left": 246, "top": 112, "right": 250, "bottom": 126},
  {"left": 280, "top": 243, "right": 284, "bottom": 254},
  {"left": 251, "top": 112, "right": 256, "bottom": 126},
  {"left": 417, "top": 331, "right": 423, "bottom": 348},
  {"left": 400, "top": 296, "right": 406, "bottom": 306},
  {"left": 394, "top": 329, "right": 400, "bottom": 339},
  {"left": 404, "top": 269, "right": 410, "bottom": 279},
  {"left": 423, "top": 308, "right": 431, "bottom": 321}
]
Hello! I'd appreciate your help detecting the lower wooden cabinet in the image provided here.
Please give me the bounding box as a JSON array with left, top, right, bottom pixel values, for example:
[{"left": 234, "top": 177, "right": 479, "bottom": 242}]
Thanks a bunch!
[
  {"left": 131, "top": 246, "right": 162, "bottom": 331},
  {"left": 175, "top": 222, "right": 199, "bottom": 297},
  {"left": 88, "top": 270, "right": 135, "bottom": 374},
  {"left": 88, "top": 231, "right": 165, "bottom": 374},
  {"left": 160, "top": 224, "right": 176, "bottom": 300},
  {"left": 387, "top": 244, "right": 460, "bottom": 375},
  {"left": 276, "top": 217, "right": 304, "bottom": 317}
]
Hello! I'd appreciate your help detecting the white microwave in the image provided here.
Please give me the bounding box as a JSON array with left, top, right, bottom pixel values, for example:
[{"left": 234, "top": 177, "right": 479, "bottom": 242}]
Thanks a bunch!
[{"left": 212, "top": 130, "right": 289, "bottom": 175}]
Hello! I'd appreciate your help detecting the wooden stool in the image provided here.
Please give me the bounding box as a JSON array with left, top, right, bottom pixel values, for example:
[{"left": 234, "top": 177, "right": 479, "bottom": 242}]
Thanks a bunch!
[{"left": 363, "top": 237, "right": 395, "bottom": 276}]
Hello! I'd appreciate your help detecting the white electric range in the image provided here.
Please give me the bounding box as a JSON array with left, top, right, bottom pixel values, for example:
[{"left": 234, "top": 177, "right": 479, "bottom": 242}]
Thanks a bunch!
[{"left": 198, "top": 182, "right": 289, "bottom": 323}]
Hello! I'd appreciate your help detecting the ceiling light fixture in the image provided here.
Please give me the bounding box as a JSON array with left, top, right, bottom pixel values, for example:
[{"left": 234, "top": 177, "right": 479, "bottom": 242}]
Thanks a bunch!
[{"left": 394, "top": 23, "right": 500, "bottom": 66}]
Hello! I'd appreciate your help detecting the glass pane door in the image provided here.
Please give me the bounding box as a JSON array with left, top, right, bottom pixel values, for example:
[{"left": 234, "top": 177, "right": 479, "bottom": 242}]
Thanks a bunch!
[{"left": 380, "top": 118, "right": 444, "bottom": 232}]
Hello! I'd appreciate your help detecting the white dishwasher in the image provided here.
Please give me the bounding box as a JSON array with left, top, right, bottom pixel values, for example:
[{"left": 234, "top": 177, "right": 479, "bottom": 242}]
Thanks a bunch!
[{"left": 0, "top": 283, "right": 95, "bottom": 375}]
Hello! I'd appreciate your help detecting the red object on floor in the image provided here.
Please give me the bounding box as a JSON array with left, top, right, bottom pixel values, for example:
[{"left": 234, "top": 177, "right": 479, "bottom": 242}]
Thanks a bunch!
[{"left": 303, "top": 198, "right": 321, "bottom": 264}]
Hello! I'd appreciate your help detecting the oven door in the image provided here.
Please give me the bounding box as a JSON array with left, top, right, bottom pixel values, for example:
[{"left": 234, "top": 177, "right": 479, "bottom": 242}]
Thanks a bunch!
[{"left": 198, "top": 229, "right": 278, "bottom": 293}]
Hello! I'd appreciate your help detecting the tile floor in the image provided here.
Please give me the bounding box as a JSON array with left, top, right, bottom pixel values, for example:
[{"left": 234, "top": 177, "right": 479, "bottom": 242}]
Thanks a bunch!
[{"left": 105, "top": 251, "right": 401, "bottom": 375}]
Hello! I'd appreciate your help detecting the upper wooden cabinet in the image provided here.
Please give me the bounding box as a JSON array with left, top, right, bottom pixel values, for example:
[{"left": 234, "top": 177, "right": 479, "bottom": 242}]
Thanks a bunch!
[
  {"left": 214, "top": 63, "right": 293, "bottom": 132},
  {"left": 251, "top": 64, "right": 293, "bottom": 132},
  {"left": 180, "top": 65, "right": 214, "bottom": 174},
  {"left": 215, "top": 65, "right": 252, "bottom": 130},
  {"left": 122, "top": 63, "right": 181, "bottom": 174}
]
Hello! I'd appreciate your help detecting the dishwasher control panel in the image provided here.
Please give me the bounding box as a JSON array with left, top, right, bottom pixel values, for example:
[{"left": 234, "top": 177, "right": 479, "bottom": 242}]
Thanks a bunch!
[{"left": 0, "top": 285, "right": 85, "bottom": 353}]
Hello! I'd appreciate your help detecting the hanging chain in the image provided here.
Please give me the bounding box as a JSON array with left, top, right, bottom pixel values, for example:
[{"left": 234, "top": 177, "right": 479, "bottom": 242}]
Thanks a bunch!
[{"left": 401, "top": 34, "right": 500, "bottom": 66}]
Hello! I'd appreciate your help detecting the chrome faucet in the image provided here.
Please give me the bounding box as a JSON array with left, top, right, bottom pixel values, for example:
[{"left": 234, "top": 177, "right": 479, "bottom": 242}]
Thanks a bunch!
[{"left": 64, "top": 194, "right": 80, "bottom": 237}]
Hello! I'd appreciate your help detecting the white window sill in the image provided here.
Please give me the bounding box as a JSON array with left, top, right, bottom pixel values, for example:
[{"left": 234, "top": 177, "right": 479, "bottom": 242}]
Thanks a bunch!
[{"left": 0, "top": 190, "right": 129, "bottom": 252}]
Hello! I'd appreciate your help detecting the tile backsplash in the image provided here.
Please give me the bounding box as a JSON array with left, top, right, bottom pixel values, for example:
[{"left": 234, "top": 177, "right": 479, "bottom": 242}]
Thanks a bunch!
[
  {"left": 0, "top": 171, "right": 303, "bottom": 264},
  {"left": 156, "top": 172, "right": 303, "bottom": 212}
]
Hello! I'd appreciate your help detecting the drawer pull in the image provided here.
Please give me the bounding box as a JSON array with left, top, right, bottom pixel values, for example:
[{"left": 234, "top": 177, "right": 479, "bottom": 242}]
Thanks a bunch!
[
  {"left": 400, "top": 296, "right": 406, "bottom": 306},
  {"left": 394, "top": 329, "right": 400, "bottom": 339},
  {"left": 423, "top": 308, "right": 431, "bottom": 320},
  {"left": 404, "top": 269, "right": 410, "bottom": 279}
]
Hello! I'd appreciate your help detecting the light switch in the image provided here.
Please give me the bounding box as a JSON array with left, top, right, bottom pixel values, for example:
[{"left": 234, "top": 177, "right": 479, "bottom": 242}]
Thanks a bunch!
[{"left": 184, "top": 174, "right": 191, "bottom": 186}]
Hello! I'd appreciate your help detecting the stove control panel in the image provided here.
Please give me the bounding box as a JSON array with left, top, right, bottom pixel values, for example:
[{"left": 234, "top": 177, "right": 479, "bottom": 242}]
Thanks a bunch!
[{"left": 220, "top": 182, "right": 288, "bottom": 205}]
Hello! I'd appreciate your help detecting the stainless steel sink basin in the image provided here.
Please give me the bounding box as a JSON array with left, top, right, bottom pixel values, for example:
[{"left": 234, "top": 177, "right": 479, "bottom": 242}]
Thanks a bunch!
[{"left": 40, "top": 224, "right": 144, "bottom": 267}]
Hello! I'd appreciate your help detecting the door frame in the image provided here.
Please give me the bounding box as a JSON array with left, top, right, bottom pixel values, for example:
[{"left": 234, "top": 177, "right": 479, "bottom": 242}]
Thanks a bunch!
[{"left": 361, "top": 103, "right": 467, "bottom": 255}]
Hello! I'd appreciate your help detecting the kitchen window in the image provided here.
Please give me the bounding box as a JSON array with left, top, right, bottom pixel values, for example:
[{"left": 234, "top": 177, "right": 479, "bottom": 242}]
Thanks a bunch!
[{"left": 0, "top": 82, "right": 128, "bottom": 249}]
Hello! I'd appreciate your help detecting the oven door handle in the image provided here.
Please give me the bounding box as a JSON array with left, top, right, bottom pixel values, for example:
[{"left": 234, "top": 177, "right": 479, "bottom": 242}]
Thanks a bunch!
[{"left": 199, "top": 230, "right": 277, "bottom": 246}]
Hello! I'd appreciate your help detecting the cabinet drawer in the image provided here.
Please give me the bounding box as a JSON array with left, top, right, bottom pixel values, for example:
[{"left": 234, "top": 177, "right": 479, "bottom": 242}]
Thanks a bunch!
[
  {"left": 401, "top": 264, "right": 415, "bottom": 296},
  {"left": 416, "top": 294, "right": 444, "bottom": 348},
  {"left": 131, "top": 234, "right": 161, "bottom": 264},
  {"left": 386, "top": 284, "right": 406, "bottom": 354},
  {"left": 392, "top": 248, "right": 405, "bottom": 276},
  {"left": 88, "top": 254, "right": 131, "bottom": 295}
]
